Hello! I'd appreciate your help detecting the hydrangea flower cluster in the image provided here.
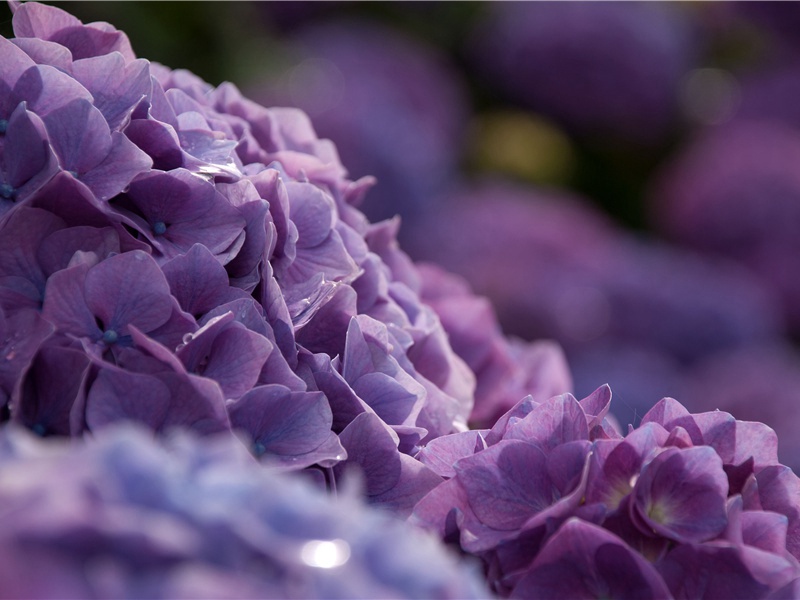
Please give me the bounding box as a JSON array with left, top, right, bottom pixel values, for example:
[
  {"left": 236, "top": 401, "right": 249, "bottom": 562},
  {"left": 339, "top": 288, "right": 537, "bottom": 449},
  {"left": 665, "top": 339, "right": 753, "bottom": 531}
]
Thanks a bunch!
[
  {"left": 3, "top": 3, "right": 800, "bottom": 599},
  {"left": 0, "top": 0, "right": 590, "bottom": 545},
  {"left": 0, "top": 423, "right": 488, "bottom": 598},
  {"left": 411, "top": 386, "right": 800, "bottom": 598},
  {"left": 0, "top": 0, "right": 555, "bottom": 517},
  {"left": 469, "top": 2, "right": 695, "bottom": 145},
  {"left": 651, "top": 119, "right": 800, "bottom": 331}
]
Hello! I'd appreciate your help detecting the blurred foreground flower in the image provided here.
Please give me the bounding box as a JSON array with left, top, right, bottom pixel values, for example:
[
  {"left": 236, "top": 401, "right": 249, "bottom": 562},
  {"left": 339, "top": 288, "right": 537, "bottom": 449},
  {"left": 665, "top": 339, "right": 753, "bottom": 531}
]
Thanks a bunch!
[{"left": 0, "top": 424, "right": 489, "bottom": 599}]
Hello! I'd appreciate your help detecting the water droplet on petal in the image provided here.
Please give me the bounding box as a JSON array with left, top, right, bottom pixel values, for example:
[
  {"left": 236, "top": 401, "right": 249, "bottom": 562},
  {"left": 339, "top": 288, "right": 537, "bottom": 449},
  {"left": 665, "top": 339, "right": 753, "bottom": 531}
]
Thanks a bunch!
[
  {"left": 299, "top": 539, "right": 350, "bottom": 569},
  {"left": 0, "top": 183, "right": 17, "bottom": 200},
  {"left": 102, "top": 329, "right": 119, "bottom": 345}
]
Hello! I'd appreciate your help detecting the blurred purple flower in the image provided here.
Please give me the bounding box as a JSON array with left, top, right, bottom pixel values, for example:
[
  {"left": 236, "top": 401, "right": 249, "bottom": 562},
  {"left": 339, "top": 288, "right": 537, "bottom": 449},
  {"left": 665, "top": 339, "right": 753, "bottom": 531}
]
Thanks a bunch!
[
  {"left": 250, "top": 19, "right": 468, "bottom": 234},
  {"left": 469, "top": 1, "right": 696, "bottom": 144},
  {"left": 651, "top": 119, "right": 800, "bottom": 331},
  {"left": 737, "top": 66, "right": 800, "bottom": 130},
  {"left": 409, "top": 181, "right": 783, "bottom": 429},
  {"left": 0, "top": 424, "right": 489, "bottom": 599}
]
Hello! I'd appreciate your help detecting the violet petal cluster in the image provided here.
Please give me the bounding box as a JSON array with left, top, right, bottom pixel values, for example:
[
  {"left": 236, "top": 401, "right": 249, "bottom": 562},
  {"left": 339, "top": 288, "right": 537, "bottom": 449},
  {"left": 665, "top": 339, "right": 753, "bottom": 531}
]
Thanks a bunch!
[
  {"left": 412, "top": 386, "right": 800, "bottom": 598},
  {"left": 0, "top": 423, "right": 489, "bottom": 599},
  {"left": 0, "top": 1, "right": 517, "bottom": 509}
]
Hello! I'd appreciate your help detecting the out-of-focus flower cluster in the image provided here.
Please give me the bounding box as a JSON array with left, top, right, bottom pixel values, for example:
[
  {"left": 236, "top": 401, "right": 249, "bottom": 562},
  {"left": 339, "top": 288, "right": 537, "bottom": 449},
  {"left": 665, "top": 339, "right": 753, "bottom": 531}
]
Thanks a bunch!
[
  {"left": 413, "top": 386, "right": 800, "bottom": 599},
  {"left": 0, "top": 423, "right": 489, "bottom": 599}
]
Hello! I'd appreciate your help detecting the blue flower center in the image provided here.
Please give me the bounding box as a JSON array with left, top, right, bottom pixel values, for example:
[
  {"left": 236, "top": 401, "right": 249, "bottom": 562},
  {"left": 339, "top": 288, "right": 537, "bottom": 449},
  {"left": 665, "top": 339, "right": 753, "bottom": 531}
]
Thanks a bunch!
[
  {"left": 31, "top": 423, "right": 46, "bottom": 436},
  {"left": 153, "top": 221, "right": 167, "bottom": 235},
  {"left": 0, "top": 119, "right": 7, "bottom": 135},
  {"left": 102, "top": 329, "right": 119, "bottom": 345},
  {"left": 67, "top": 170, "right": 79, "bottom": 179},
  {"left": 0, "top": 183, "right": 16, "bottom": 200},
  {"left": 253, "top": 441, "right": 266, "bottom": 457}
]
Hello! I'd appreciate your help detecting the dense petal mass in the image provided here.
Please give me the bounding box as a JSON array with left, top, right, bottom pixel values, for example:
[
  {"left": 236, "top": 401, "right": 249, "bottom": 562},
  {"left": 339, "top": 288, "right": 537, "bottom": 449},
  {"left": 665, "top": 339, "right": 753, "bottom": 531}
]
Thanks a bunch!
[
  {"left": 3, "top": 4, "right": 800, "bottom": 599},
  {"left": 411, "top": 387, "right": 800, "bottom": 596}
]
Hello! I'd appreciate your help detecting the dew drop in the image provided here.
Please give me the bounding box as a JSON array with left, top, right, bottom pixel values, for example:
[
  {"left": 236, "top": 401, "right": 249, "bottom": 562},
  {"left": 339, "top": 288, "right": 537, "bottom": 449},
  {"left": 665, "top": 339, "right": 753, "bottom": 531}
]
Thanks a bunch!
[
  {"left": 102, "top": 329, "right": 119, "bottom": 345},
  {"left": 0, "top": 183, "right": 16, "bottom": 200},
  {"left": 299, "top": 539, "right": 350, "bottom": 569},
  {"left": 153, "top": 221, "right": 167, "bottom": 235}
]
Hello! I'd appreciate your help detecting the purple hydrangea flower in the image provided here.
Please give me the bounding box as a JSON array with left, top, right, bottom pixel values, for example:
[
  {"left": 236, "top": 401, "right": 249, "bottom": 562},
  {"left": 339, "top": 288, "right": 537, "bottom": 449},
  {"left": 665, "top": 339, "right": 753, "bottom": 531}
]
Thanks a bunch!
[
  {"left": 650, "top": 119, "right": 800, "bottom": 332},
  {"left": 4, "top": 3, "right": 799, "bottom": 598},
  {"left": 408, "top": 180, "right": 784, "bottom": 430},
  {"left": 468, "top": 1, "right": 696, "bottom": 145},
  {"left": 0, "top": 1, "right": 491, "bottom": 515},
  {"left": 412, "top": 388, "right": 800, "bottom": 598},
  {"left": 0, "top": 423, "right": 490, "bottom": 599}
]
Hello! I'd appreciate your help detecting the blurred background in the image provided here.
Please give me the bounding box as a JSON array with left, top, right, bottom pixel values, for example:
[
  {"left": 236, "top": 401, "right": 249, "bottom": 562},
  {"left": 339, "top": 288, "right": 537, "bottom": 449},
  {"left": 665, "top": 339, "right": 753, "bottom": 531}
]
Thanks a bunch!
[{"left": 4, "top": 1, "right": 800, "bottom": 468}]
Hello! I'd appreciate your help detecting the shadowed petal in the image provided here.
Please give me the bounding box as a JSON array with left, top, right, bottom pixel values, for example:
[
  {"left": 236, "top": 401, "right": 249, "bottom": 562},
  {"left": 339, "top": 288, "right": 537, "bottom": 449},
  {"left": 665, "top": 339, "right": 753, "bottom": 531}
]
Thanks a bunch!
[
  {"left": 632, "top": 446, "right": 728, "bottom": 543},
  {"left": 84, "top": 251, "right": 173, "bottom": 337},
  {"left": 511, "top": 519, "right": 672, "bottom": 600}
]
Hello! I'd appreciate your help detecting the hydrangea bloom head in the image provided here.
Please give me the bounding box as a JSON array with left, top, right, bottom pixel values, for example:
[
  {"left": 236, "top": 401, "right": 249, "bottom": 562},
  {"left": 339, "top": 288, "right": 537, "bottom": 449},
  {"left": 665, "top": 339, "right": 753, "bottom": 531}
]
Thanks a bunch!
[
  {"left": 0, "top": 1, "right": 503, "bottom": 509},
  {"left": 0, "top": 1, "right": 580, "bottom": 531},
  {"left": 650, "top": 119, "right": 800, "bottom": 330},
  {"left": 468, "top": 1, "right": 696, "bottom": 144},
  {"left": 412, "top": 388, "right": 800, "bottom": 598},
  {"left": 0, "top": 423, "right": 490, "bottom": 599}
]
